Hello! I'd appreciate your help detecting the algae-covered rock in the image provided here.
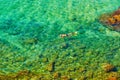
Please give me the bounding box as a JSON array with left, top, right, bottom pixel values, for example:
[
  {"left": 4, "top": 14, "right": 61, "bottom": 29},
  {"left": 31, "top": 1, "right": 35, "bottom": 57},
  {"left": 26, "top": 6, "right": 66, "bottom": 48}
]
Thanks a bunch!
[
  {"left": 53, "top": 72, "right": 61, "bottom": 79},
  {"left": 101, "top": 63, "right": 115, "bottom": 72},
  {"left": 23, "top": 38, "right": 38, "bottom": 44},
  {"left": 107, "top": 72, "right": 119, "bottom": 80},
  {"left": 46, "top": 62, "right": 55, "bottom": 72},
  {"left": 61, "top": 75, "right": 71, "bottom": 80},
  {"left": 99, "top": 7, "right": 120, "bottom": 32}
]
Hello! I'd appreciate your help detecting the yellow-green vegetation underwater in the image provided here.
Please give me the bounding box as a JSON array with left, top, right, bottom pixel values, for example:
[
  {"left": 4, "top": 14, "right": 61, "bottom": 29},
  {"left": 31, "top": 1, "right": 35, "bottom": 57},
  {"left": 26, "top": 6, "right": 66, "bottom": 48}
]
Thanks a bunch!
[{"left": 0, "top": 0, "right": 120, "bottom": 80}]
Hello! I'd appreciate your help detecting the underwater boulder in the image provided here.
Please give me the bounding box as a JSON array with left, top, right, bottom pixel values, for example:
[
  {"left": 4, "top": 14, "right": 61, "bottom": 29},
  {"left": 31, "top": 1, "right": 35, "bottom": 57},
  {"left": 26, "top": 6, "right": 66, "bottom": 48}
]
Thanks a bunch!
[{"left": 99, "top": 7, "right": 120, "bottom": 32}]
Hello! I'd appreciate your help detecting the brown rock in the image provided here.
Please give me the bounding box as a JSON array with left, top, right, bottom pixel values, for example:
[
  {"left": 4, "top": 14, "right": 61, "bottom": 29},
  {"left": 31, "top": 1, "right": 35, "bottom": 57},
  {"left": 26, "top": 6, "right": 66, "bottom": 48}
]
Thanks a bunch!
[
  {"left": 102, "top": 63, "right": 115, "bottom": 72},
  {"left": 61, "top": 76, "right": 70, "bottom": 80},
  {"left": 53, "top": 72, "right": 60, "bottom": 79},
  {"left": 107, "top": 72, "right": 118, "bottom": 80},
  {"left": 99, "top": 7, "right": 120, "bottom": 32},
  {"left": 47, "top": 62, "right": 55, "bottom": 72},
  {"left": 112, "top": 8, "right": 120, "bottom": 16}
]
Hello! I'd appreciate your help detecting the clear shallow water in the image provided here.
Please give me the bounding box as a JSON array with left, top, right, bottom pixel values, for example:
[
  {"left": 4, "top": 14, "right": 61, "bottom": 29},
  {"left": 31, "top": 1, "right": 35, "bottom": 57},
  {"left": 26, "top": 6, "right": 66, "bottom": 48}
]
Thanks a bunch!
[{"left": 0, "top": 0, "right": 120, "bottom": 79}]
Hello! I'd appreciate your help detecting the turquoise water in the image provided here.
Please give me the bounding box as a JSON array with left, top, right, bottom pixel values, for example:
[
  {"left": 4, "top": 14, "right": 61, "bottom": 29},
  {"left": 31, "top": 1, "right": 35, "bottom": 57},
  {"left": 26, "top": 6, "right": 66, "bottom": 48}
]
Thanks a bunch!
[{"left": 0, "top": 0, "right": 120, "bottom": 79}]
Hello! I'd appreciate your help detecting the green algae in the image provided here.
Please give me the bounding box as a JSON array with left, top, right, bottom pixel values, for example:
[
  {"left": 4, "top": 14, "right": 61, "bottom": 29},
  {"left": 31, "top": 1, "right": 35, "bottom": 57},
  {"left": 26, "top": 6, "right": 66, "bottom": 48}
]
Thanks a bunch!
[{"left": 0, "top": 0, "right": 120, "bottom": 80}]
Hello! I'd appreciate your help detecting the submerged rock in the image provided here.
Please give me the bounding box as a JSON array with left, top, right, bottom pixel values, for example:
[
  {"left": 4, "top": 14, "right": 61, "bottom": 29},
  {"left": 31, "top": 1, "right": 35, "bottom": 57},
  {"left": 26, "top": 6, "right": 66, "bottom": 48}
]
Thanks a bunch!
[
  {"left": 60, "top": 31, "right": 78, "bottom": 38},
  {"left": 107, "top": 72, "right": 119, "bottom": 80},
  {"left": 101, "top": 63, "right": 115, "bottom": 72},
  {"left": 53, "top": 72, "right": 61, "bottom": 79},
  {"left": 46, "top": 62, "right": 55, "bottom": 72},
  {"left": 99, "top": 7, "right": 120, "bottom": 32}
]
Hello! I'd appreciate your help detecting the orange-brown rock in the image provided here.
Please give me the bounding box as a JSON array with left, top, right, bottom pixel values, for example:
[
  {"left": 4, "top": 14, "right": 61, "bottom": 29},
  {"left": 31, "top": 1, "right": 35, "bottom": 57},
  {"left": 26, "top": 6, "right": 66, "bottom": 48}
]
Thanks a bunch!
[
  {"left": 46, "top": 62, "right": 55, "bottom": 72},
  {"left": 112, "top": 8, "right": 120, "bottom": 16},
  {"left": 99, "top": 7, "right": 120, "bottom": 31},
  {"left": 102, "top": 63, "right": 115, "bottom": 72},
  {"left": 61, "top": 76, "right": 70, "bottom": 80},
  {"left": 108, "top": 77, "right": 117, "bottom": 80},
  {"left": 53, "top": 72, "right": 60, "bottom": 79},
  {"left": 107, "top": 72, "right": 118, "bottom": 80},
  {"left": 16, "top": 70, "right": 30, "bottom": 76}
]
